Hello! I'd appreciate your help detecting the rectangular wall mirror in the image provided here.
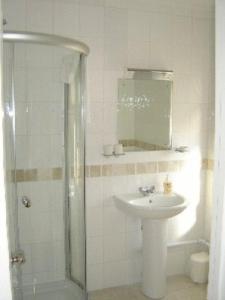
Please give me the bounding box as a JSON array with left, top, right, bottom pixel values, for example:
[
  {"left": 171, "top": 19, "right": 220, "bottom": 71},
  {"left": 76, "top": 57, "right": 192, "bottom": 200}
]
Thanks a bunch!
[{"left": 117, "top": 70, "right": 173, "bottom": 152}]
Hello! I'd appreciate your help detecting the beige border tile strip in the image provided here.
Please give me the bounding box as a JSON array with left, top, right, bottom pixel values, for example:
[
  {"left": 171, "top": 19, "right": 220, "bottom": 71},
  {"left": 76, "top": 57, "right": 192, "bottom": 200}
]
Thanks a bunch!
[
  {"left": 202, "top": 159, "right": 214, "bottom": 171},
  {"left": 12, "top": 168, "right": 64, "bottom": 182},
  {"left": 86, "top": 159, "right": 214, "bottom": 178},
  {"left": 7, "top": 159, "right": 214, "bottom": 182}
]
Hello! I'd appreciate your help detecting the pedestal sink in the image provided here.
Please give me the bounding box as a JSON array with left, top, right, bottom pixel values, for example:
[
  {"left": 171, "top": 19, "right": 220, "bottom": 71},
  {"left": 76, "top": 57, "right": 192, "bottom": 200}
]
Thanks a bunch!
[{"left": 114, "top": 192, "right": 187, "bottom": 299}]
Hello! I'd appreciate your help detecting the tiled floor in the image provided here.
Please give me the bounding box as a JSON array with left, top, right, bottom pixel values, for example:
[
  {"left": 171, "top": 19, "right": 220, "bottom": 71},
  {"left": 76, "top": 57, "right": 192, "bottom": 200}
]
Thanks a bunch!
[{"left": 89, "top": 275, "right": 207, "bottom": 300}]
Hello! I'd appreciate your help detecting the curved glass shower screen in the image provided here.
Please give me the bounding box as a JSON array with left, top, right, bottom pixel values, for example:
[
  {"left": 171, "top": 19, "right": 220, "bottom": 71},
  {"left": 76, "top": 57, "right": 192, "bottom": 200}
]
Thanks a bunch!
[{"left": 3, "top": 32, "right": 88, "bottom": 300}]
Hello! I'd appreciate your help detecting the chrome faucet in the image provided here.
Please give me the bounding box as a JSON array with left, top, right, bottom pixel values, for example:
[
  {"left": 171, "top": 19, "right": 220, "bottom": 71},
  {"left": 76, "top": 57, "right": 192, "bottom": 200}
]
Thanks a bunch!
[{"left": 139, "top": 185, "right": 155, "bottom": 196}]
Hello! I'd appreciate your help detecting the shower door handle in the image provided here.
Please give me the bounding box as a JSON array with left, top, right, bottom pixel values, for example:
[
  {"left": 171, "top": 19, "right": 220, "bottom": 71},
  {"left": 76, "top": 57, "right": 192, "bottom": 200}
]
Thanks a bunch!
[{"left": 11, "top": 252, "right": 25, "bottom": 265}]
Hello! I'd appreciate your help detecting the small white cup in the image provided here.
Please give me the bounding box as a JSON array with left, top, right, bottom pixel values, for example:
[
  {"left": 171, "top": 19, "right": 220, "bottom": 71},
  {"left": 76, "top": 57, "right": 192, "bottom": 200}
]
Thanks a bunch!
[
  {"left": 103, "top": 144, "right": 114, "bottom": 156},
  {"left": 114, "top": 144, "right": 124, "bottom": 155}
]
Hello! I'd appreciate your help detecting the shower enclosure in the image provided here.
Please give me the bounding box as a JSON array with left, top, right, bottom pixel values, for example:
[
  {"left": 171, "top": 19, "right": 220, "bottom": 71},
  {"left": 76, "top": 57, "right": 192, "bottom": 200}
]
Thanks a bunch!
[{"left": 3, "top": 32, "right": 89, "bottom": 300}]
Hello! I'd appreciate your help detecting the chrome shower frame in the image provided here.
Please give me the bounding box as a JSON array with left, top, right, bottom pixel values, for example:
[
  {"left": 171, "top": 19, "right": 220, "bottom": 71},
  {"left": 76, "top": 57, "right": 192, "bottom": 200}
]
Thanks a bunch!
[
  {"left": 3, "top": 31, "right": 89, "bottom": 298},
  {"left": 3, "top": 31, "right": 89, "bottom": 54}
]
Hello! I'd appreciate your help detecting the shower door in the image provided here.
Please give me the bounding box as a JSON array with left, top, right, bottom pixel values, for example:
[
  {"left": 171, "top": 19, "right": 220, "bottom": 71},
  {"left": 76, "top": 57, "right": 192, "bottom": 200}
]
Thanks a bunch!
[
  {"left": 3, "top": 41, "right": 24, "bottom": 300},
  {"left": 3, "top": 38, "right": 87, "bottom": 300},
  {"left": 64, "top": 56, "right": 86, "bottom": 288}
]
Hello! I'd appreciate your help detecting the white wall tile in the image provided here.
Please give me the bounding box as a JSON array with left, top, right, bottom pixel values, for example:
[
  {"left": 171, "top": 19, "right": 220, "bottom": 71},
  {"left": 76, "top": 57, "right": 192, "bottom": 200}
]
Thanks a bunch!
[
  {"left": 3, "top": 0, "right": 26, "bottom": 30},
  {"left": 79, "top": 5, "right": 104, "bottom": 38},
  {"left": 28, "top": 135, "right": 52, "bottom": 168},
  {"left": 54, "top": 241, "right": 65, "bottom": 273},
  {"left": 52, "top": 211, "right": 65, "bottom": 241},
  {"left": 103, "top": 70, "right": 124, "bottom": 102},
  {"left": 26, "top": 0, "right": 53, "bottom": 33},
  {"left": 87, "top": 70, "right": 104, "bottom": 101},
  {"left": 103, "top": 233, "right": 126, "bottom": 262},
  {"left": 53, "top": 2, "right": 79, "bottom": 39},
  {"left": 149, "top": 13, "right": 174, "bottom": 69},
  {"left": 87, "top": 264, "right": 103, "bottom": 291},
  {"left": 31, "top": 242, "right": 55, "bottom": 273},
  {"left": 15, "top": 102, "right": 28, "bottom": 135},
  {"left": 103, "top": 206, "right": 126, "bottom": 235},
  {"left": 86, "top": 133, "right": 103, "bottom": 165},
  {"left": 28, "top": 102, "right": 63, "bottom": 135},
  {"left": 79, "top": 0, "right": 104, "bottom": 7},
  {"left": 18, "top": 213, "right": 32, "bottom": 244},
  {"left": 128, "top": 11, "right": 150, "bottom": 44},
  {"left": 104, "top": 38, "right": 127, "bottom": 71},
  {"left": 103, "top": 101, "right": 117, "bottom": 134},
  {"left": 102, "top": 177, "right": 115, "bottom": 207},
  {"left": 26, "top": 45, "right": 54, "bottom": 68},
  {"left": 50, "top": 181, "right": 64, "bottom": 211},
  {"left": 104, "top": 7, "right": 128, "bottom": 40},
  {"left": 27, "top": 69, "right": 54, "bottom": 102},
  {"left": 86, "top": 207, "right": 103, "bottom": 237},
  {"left": 172, "top": 0, "right": 192, "bottom": 17},
  {"left": 16, "top": 135, "right": 29, "bottom": 169},
  {"left": 150, "top": 0, "right": 174, "bottom": 14},
  {"left": 30, "top": 212, "right": 53, "bottom": 243},
  {"left": 50, "top": 135, "right": 63, "bottom": 167},
  {"left": 14, "top": 69, "right": 27, "bottom": 102},
  {"left": 82, "top": 37, "right": 104, "bottom": 71},
  {"left": 87, "top": 236, "right": 103, "bottom": 265},
  {"left": 104, "top": 0, "right": 129, "bottom": 9},
  {"left": 86, "top": 101, "right": 104, "bottom": 134},
  {"left": 127, "top": 42, "right": 150, "bottom": 69},
  {"left": 86, "top": 177, "right": 103, "bottom": 208}
]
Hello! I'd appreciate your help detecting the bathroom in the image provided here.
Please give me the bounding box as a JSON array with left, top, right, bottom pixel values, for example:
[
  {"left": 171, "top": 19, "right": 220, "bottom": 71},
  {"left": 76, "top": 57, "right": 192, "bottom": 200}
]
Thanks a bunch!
[{"left": 1, "top": 0, "right": 225, "bottom": 300}]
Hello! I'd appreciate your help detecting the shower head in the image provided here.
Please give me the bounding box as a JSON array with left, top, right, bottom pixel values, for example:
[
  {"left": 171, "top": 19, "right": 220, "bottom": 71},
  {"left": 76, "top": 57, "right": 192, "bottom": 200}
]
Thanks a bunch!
[{"left": 3, "top": 18, "right": 7, "bottom": 26}]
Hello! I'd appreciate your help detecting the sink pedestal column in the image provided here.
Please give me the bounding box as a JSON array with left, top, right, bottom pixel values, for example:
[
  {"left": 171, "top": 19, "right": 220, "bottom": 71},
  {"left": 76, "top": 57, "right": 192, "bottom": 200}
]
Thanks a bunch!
[{"left": 142, "top": 219, "right": 168, "bottom": 299}]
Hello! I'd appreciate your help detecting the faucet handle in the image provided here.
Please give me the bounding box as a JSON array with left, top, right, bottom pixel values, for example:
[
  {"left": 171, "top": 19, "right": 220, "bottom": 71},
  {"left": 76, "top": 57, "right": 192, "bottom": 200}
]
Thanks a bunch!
[
  {"left": 139, "top": 185, "right": 155, "bottom": 196},
  {"left": 150, "top": 185, "right": 156, "bottom": 193}
]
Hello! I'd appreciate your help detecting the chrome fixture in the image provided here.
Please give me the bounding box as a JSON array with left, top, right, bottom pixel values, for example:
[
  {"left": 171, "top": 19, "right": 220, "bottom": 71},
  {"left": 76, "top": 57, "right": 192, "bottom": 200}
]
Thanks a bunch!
[
  {"left": 127, "top": 68, "right": 174, "bottom": 81},
  {"left": 3, "top": 31, "right": 89, "bottom": 55},
  {"left": 174, "top": 146, "right": 189, "bottom": 153},
  {"left": 139, "top": 186, "right": 156, "bottom": 196},
  {"left": 21, "top": 196, "right": 31, "bottom": 208},
  {"left": 11, "top": 252, "right": 25, "bottom": 265},
  {"left": 3, "top": 18, "right": 7, "bottom": 26}
]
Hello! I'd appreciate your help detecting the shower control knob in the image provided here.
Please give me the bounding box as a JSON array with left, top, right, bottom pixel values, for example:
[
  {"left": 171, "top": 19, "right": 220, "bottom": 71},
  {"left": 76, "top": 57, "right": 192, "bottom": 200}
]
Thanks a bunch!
[{"left": 21, "top": 196, "right": 31, "bottom": 208}]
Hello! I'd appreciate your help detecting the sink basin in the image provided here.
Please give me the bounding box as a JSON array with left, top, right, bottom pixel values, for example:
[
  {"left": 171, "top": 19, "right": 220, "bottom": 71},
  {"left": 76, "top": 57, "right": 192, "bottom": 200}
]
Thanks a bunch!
[
  {"left": 114, "top": 192, "right": 187, "bottom": 220},
  {"left": 114, "top": 192, "right": 188, "bottom": 299}
]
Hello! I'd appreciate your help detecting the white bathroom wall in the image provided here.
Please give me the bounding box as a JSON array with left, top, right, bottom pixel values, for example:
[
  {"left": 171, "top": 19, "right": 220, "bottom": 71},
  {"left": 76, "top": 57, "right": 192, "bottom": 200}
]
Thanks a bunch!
[{"left": 3, "top": 0, "right": 214, "bottom": 291}]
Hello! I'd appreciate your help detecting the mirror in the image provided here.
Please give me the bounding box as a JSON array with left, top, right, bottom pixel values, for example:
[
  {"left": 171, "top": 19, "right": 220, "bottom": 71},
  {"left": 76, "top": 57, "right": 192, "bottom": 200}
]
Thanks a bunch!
[{"left": 117, "top": 70, "right": 173, "bottom": 152}]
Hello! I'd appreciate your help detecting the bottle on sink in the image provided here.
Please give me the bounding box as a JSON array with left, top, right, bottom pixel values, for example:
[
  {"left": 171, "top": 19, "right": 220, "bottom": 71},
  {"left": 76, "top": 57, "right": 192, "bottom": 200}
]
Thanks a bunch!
[{"left": 163, "top": 174, "right": 173, "bottom": 195}]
